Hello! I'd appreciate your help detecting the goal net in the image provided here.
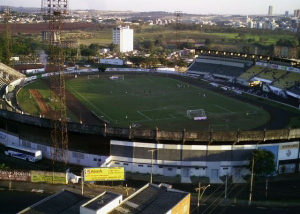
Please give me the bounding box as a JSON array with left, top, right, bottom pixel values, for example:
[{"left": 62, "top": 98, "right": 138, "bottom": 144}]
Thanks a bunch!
[
  {"left": 87, "top": 75, "right": 99, "bottom": 79},
  {"left": 110, "top": 75, "right": 124, "bottom": 80},
  {"left": 187, "top": 109, "right": 207, "bottom": 121}
]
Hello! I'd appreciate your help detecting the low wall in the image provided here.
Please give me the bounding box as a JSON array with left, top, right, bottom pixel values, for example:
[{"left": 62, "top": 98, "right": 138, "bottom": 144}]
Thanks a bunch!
[{"left": 0, "top": 109, "right": 299, "bottom": 143}]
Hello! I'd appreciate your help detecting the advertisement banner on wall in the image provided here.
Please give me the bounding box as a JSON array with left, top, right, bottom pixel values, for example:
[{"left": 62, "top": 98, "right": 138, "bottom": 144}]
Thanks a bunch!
[
  {"left": 0, "top": 170, "right": 31, "bottom": 182},
  {"left": 278, "top": 142, "right": 299, "bottom": 160},
  {"left": 84, "top": 167, "right": 125, "bottom": 181},
  {"left": 31, "top": 171, "right": 67, "bottom": 184},
  {"left": 0, "top": 131, "right": 7, "bottom": 144}
]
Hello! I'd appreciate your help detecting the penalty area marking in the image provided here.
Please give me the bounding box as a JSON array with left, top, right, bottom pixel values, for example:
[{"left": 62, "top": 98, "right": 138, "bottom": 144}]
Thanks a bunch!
[
  {"left": 88, "top": 80, "right": 95, "bottom": 86},
  {"left": 214, "top": 105, "right": 233, "bottom": 113},
  {"left": 137, "top": 110, "right": 152, "bottom": 121}
]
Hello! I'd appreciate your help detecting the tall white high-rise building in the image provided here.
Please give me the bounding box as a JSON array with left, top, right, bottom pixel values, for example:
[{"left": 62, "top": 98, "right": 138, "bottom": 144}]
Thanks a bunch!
[
  {"left": 268, "top": 6, "right": 273, "bottom": 16},
  {"left": 113, "top": 25, "right": 134, "bottom": 52}
]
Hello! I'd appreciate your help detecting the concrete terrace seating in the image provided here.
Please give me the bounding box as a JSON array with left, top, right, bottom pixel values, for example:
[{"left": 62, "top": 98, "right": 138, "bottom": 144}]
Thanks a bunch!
[
  {"left": 272, "top": 72, "right": 300, "bottom": 89},
  {"left": 256, "top": 69, "right": 287, "bottom": 82},
  {"left": 0, "top": 77, "right": 10, "bottom": 89},
  {"left": 238, "top": 66, "right": 265, "bottom": 80}
]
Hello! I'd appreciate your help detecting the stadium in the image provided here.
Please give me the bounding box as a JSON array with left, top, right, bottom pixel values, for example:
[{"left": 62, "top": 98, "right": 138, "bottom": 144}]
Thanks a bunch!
[{"left": 1, "top": 50, "right": 300, "bottom": 183}]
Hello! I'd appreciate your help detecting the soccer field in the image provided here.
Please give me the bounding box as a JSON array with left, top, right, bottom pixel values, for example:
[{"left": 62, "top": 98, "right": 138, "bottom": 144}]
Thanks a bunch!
[{"left": 65, "top": 74, "right": 270, "bottom": 131}]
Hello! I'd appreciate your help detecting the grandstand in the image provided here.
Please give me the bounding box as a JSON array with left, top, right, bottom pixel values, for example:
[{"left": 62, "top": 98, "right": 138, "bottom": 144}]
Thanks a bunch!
[
  {"left": 272, "top": 72, "right": 300, "bottom": 89},
  {"left": 238, "top": 66, "right": 266, "bottom": 81},
  {"left": 0, "top": 62, "right": 25, "bottom": 89},
  {"left": 256, "top": 69, "right": 287, "bottom": 82},
  {"left": 188, "top": 62, "right": 245, "bottom": 77},
  {"left": 288, "top": 83, "right": 300, "bottom": 96}
]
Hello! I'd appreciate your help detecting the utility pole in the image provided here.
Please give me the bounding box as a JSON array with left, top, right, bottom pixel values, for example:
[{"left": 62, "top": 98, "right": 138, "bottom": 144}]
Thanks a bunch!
[
  {"left": 225, "top": 173, "right": 228, "bottom": 198},
  {"left": 265, "top": 179, "right": 268, "bottom": 198},
  {"left": 81, "top": 170, "right": 84, "bottom": 195},
  {"left": 248, "top": 156, "right": 255, "bottom": 205},
  {"left": 148, "top": 149, "right": 158, "bottom": 183},
  {"left": 195, "top": 182, "right": 210, "bottom": 214}
]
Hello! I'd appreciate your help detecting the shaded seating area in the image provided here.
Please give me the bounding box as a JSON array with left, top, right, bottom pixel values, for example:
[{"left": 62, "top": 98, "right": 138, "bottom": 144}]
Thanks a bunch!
[
  {"left": 272, "top": 72, "right": 300, "bottom": 89},
  {"left": 238, "top": 66, "right": 265, "bottom": 81},
  {"left": 188, "top": 62, "right": 245, "bottom": 77}
]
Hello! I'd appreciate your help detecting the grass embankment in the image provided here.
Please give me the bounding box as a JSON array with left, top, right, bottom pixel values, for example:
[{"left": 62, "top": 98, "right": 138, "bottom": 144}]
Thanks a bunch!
[{"left": 17, "top": 79, "right": 79, "bottom": 122}]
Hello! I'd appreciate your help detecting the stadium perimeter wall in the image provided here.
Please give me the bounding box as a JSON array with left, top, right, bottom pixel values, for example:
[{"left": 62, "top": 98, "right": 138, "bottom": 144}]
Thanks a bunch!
[
  {"left": 1, "top": 69, "right": 300, "bottom": 181},
  {"left": 0, "top": 109, "right": 300, "bottom": 143}
]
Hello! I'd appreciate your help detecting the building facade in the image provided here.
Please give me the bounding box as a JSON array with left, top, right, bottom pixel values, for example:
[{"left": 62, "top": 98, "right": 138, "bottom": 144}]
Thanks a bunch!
[
  {"left": 268, "top": 6, "right": 273, "bottom": 16},
  {"left": 113, "top": 26, "right": 133, "bottom": 53}
]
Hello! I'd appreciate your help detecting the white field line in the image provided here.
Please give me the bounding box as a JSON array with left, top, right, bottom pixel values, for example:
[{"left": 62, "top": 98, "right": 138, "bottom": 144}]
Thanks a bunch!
[
  {"left": 137, "top": 110, "right": 152, "bottom": 121},
  {"left": 215, "top": 105, "right": 233, "bottom": 113},
  {"left": 116, "top": 116, "right": 175, "bottom": 124},
  {"left": 67, "top": 84, "right": 115, "bottom": 123},
  {"left": 169, "top": 114, "right": 176, "bottom": 118},
  {"left": 146, "top": 77, "right": 155, "bottom": 83},
  {"left": 88, "top": 80, "right": 95, "bottom": 86},
  {"left": 188, "top": 82, "right": 260, "bottom": 111}
]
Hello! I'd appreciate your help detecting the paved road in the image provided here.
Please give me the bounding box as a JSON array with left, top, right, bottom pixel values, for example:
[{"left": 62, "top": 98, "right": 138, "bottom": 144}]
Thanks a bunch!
[
  {"left": 0, "top": 190, "right": 50, "bottom": 214},
  {"left": 190, "top": 204, "right": 300, "bottom": 214}
]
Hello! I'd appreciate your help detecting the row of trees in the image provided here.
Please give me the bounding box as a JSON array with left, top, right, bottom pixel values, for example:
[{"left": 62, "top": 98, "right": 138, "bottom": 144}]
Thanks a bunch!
[{"left": 127, "top": 56, "right": 188, "bottom": 68}]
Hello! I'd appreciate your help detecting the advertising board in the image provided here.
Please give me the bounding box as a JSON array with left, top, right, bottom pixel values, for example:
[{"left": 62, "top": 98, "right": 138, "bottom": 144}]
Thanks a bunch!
[
  {"left": 84, "top": 167, "right": 125, "bottom": 181},
  {"left": 0, "top": 169, "right": 31, "bottom": 182},
  {"left": 278, "top": 142, "right": 299, "bottom": 160},
  {"left": 31, "top": 170, "right": 67, "bottom": 184}
]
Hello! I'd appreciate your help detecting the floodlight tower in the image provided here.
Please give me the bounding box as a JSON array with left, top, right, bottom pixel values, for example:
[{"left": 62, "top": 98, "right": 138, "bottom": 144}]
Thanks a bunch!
[
  {"left": 41, "top": 0, "right": 69, "bottom": 163},
  {"left": 3, "top": 7, "right": 12, "bottom": 66},
  {"left": 174, "top": 11, "right": 182, "bottom": 49}
]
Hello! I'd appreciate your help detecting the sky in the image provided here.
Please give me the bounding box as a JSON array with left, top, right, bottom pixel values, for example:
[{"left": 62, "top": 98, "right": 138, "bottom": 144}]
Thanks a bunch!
[{"left": 1, "top": 0, "right": 299, "bottom": 15}]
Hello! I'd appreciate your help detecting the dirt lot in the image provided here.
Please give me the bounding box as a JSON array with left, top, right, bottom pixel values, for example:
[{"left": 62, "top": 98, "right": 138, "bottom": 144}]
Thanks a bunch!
[{"left": 29, "top": 89, "right": 53, "bottom": 118}]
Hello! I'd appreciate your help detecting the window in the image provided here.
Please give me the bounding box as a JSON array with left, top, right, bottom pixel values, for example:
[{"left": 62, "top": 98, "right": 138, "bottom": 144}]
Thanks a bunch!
[
  {"left": 138, "top": 165, "right": 143, "bottom": 167},
  {"left": 223, "top": 167, "right": 228, "bottom": 170},
  {"left": 94, "top": 158, "right": 97, "bottom": 161},
  {"left": 148, "top": 165, "right": 151, "bottom": 167},
  {"left": 195, "top": 167, "right": 199, "bottom": 170},
  {"left": 159, "top": 166, "right": 163, "bottom": 168},
  {"left": 177, "top": 167, "right": 181, "bottom": 169},
  {"left": 115, "top": 162, "right": 119, "bottom": 165},
  {"left": 168, "top": 168, "right": 172, "bottom": 171},
  {"left": 123, "top": 163, "right": 128, "bottom": 166},
  {"left": 98, "top": 159, "right": 101, "bottom": 162},
  {"left": 72, "top": 152, "right": 84, "bottom": 159}
]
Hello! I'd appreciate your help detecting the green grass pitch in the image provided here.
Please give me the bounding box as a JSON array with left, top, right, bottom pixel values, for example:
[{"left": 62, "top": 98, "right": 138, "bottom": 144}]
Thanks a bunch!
[{"left": 64, "top": 74, "right": 270, "bottom": 131}]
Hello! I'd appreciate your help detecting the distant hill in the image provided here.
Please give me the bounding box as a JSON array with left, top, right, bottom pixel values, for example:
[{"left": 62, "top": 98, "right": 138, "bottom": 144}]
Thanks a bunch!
[{"left": 0, "top": 6, "right": 41, "bottom": 13}]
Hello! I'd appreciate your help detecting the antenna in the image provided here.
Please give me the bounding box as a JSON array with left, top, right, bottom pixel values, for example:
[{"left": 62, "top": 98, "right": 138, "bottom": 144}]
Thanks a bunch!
[
  {"left": 41, "top": 0, "right": 69, "bottom": 164},
  {"left": 3, "top": 7, "right": 12, "bottom": 66},
  {"left": 174, "top": 11, "right": 182, "bottom": 49}
]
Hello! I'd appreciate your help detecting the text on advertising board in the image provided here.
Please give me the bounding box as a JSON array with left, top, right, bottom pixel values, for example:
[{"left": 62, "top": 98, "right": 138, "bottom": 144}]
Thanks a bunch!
[{"left": 84, "top": 167, "right": 125, "bottom": 181}]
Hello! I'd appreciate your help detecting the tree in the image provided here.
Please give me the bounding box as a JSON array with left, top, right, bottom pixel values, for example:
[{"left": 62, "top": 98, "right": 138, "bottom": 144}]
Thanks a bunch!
[
  {"left": 204, "top": 39, "right": 212, "bottom": 47},
  {"left": 242, "top": 46, "right": 251, "bottom": 53},
  {"left": 98, "top": 65, "right": 106, "bottom": 72},
  {"left": 108, "top": 43, "right": 119, "bottom": 52},
  {"left": 0, "top": 163, "right": 9, "bottom": 169},
  {"left": 251, "top": 150, "right": 276, "bottom": 176}
]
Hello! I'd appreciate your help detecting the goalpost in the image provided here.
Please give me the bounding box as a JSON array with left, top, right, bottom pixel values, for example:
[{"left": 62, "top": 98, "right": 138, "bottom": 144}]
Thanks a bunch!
[
  {"left": 109, "top": 75, "right": 124, "bottom": 80},
  {"left": 87, "top": 75, "right": 99, "bottom": 79},
  {"left": 187, "top": 109, "right": 207, "bottom": 121}
]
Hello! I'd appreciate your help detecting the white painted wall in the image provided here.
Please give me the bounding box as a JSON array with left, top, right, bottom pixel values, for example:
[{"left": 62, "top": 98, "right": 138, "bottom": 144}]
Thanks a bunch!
[{"left": 80, "top": 195, "right": 122, "bottom": 214}]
